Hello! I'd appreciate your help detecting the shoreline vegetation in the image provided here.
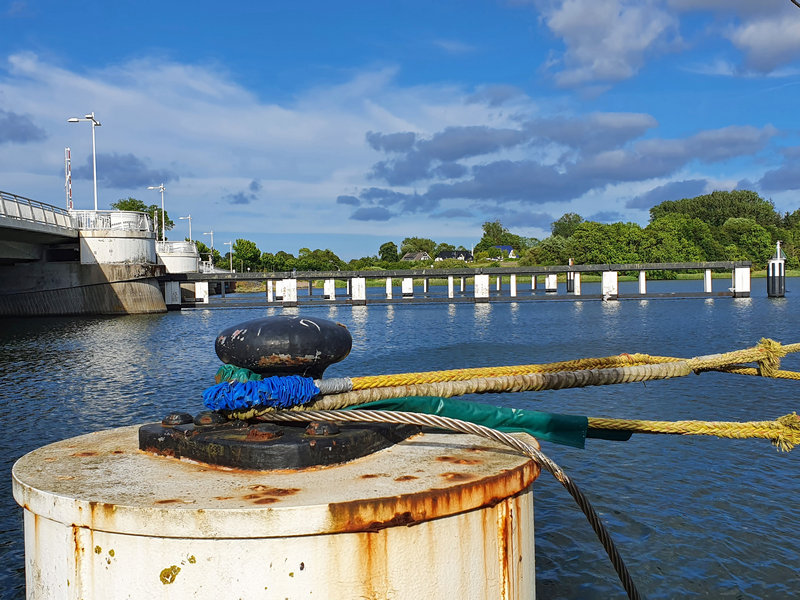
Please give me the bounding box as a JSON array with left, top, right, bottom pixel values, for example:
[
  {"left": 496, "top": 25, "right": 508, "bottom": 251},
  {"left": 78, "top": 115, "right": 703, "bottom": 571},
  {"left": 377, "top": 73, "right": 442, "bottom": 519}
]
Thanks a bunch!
[{"left": 232, "top": 268, "right": 793, "bottom": 294}]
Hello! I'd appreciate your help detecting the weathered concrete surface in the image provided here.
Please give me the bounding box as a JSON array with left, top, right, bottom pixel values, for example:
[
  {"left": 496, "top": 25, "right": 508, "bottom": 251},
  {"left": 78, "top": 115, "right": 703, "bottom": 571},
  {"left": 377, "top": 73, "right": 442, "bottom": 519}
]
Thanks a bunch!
[{"left": 0, "top": 262, "right": 166, "bottom": 316}]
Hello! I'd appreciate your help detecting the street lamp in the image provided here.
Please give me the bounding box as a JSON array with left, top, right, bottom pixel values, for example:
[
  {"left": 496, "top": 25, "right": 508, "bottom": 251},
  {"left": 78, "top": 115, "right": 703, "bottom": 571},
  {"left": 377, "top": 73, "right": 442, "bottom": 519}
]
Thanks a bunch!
[
  {"left": 67, "top": 112, "right": 101, "bottom": 211},
  {"left": 179, "top": 214, "right": 192, "bottom": 241},
  {"left": 223, "top": 241, "right": 233, "bottom": 272},
  {"left": 203, "top": 230, "right": 214, "bottom": 264},
  {"left": 147, "top": 183, "right": 166, "bottom": 241}
]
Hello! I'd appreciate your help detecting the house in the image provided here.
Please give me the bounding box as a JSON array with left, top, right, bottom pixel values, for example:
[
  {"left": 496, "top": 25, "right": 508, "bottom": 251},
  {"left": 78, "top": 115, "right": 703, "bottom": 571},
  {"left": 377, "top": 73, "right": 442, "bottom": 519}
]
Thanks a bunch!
[
  {"left": 401, "top": 251, "right": 432, "bottom": 261},
  {"left": 492, "top": 245, "right": 517, "bottom": 259},
  {"left": 435, "top": 250, "right": 473, "bottom": 262}
]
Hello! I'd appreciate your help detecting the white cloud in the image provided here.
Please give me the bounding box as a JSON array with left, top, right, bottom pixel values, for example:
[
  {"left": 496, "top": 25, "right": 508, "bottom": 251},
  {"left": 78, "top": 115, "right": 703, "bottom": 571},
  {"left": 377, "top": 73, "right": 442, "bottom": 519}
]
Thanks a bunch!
[{"left": 728, "top": 16, "right": 800, "bottom": 72}]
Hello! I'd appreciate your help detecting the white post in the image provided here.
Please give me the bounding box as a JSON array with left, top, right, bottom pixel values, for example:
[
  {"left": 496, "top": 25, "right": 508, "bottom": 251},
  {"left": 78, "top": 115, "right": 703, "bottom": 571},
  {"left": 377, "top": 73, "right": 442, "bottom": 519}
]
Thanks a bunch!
[
  {"left": 402, "top": 277, "right": 414, "bottom": 297},
  {"left": 423, "top": 278, "right": 429, "bottom": 293},
  {"left": 474, "top": 274, "right": 490, "bottom": 301},
  {"left": 704, "top": 269, "right": 712, "bottom": 293},
  {"left": 496, "top": 276, "right": 502, "bottom": 292},
  {"left": 282, "top": 279, "right": 298, "bottom": 305},
  {"left": 448, "top": 276, "right": 454, "bottom": 299},
  {"left": 323, "top": 279, "right": 335, "bottom": 300},
  {"left": 638, "top": 271, "right": 647, "bottom": 295},
  {"left": 545, "top": 273, "right": 558, "bottom": 293},
  {"left": 573, "top": 273, "right": 581, "bottom": 295},
  {"left": 275, "top": 280, "right": 284, "bottom": 300},
  {"left": 266, "top": 280, "right": 274, "bottom": 302},
  {"left": 510, "top": 274, "right": 517, "bottom": 297},
  {"left": 531, "top": 275, "right": 537, "bottom": 291},
  {"left": 351, "top": 277, "right": 366, "bottom": 304},
  {"left": 602, "top": 271, "right": 618, "bottom": 300},
  {"left": 460, "top": 277, "right": 466, "bottom": 292},
  {"left": 385, "top": 278, "right": 393, "bottom": 299},
  {"left": 732, "top": 266, "right": 751, "bottom": 298},
  {"left": 195, "top": 281, "right": 209, "bottom": 304}
]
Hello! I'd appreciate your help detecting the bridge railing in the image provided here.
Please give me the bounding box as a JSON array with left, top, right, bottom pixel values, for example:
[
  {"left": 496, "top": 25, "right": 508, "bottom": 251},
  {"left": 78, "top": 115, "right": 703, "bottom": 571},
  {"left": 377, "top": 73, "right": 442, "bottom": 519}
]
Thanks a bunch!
[
  {"left": 157, "top": 241, "right": 198, "bottom": 254},
  {"left": 0, "top": 190, "right": 75, "bottom": 230},
  {"left": 71, "top": 210, "right": 153, "bottom": 232}
]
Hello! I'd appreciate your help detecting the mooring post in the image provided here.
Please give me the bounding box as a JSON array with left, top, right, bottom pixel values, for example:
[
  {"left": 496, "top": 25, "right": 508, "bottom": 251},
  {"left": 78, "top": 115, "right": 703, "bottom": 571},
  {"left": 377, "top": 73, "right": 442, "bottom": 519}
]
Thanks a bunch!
[
  {"left": 474, "top": 273, "right": 489, "bottom": 302},
  {"left": 602, "top": 271, "right": 619, "bottom": 300},
  {"left": 323, "top": 279, "right": 335, "bottom": 300},
  {"left": 385, "top": 277, "right": 393, "bottom": 299},
  {"left": 767, "top": 241, "right": 786, "bottom": 298},
  {"left": 732, "top": 265, "right": 751, "bottom": 298},
  {"left": 448, "top": 276, "right": 454, "bottom": 299},
  {"left": 704, "top": 269, "right": 712, "bottom": 294},
  {"left": 638, "top": 270, "right": 647, "bottom": 295},
  {"left": 510, "top": 274, "right": 517, "bottom": 297},
  {"left": 195, "top": 281, "right": 209, "bottom": 304},
  {"left": 402, "top": 277, "right": 413, "bottom": 298},
  {"left": 423, "top": 278, "right": 429, "bottom": 294},
  {"left": 531, "top": 275, "right": 537, "bottom": 291},
  {"left": 496, "top": 276, "right": 502, "bottom": 292},
  {"left": 351, "top": 277, "right": 366, "bottom": 305},
  {"left": 460, "top": 276, "right": 466, "bottom": 292},
  {"left": 266, "top": 280, "right": 274, "bottom": 302},
  {"left": 545, "top": 273, "right": 557, "bottom": 293},
  {"left": 281, "top": 279, "right": 298, "bottom": 306},
  {"left": 573, "top": 272, "right": 581, "bottom": 295}
]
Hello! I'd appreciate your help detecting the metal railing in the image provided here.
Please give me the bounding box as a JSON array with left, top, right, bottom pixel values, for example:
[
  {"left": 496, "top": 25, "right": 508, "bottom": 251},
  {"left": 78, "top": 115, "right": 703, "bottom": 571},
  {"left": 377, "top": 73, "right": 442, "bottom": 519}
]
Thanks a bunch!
[
  {"left": 0, "top": 190, "right": 75, "bottom": 230},
  {"left": 70, "top": 210, "right": 153, "bottom": 232},
  {"left": 157, "top": 241, "right": 199, "bottom": 255}
]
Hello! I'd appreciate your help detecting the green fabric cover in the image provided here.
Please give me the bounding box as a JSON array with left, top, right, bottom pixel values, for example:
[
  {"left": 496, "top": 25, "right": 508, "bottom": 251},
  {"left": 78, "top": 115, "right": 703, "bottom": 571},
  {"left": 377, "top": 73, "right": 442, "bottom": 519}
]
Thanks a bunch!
[{"left": 348, "top": 396, "right": 631, "bottom": 449}]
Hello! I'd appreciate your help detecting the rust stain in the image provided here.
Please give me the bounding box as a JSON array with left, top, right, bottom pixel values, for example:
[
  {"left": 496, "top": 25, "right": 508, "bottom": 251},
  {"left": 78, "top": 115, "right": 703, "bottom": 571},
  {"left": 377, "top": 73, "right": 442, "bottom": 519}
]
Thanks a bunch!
[
  {"left": 111, "top": 450, "right": 125, "bottom": 455},
  {"left": 247, "top": 485, "right": 299, "bottom": 496},
  {"left": 360, "top": 473, "right": 386, "bottom": 479},
  {"left": 214, "top": 496, "right": 234, "bottom": 500},
  {"left": 440, "top": 472, "right": 477, "bottom": 482},
  {"left": 436, "top": 455, "right": 482, "bottom": 465},
  {"left": 498, "top": 501, "right": 512, "bottom": 600},
  {"left": 245, "top": 428, "right": 281, "bottom": 442},
  {"left": 394, "top": 475, "right": 418, "bottom": 482},
  {"left": 160, "top": 565, "right": 181, "bottom": 585},
  {"left": 252, "top": 497, "right": 279, "bottom": 505},
  {"left": 71, "top": 451, "right": 98, "bottom": 457},
  {"left": 154, "top": 499, "right": 184, "bottom": 505},
  {"left": 327, "top": 460, "right": 538, "bottom": 534}
]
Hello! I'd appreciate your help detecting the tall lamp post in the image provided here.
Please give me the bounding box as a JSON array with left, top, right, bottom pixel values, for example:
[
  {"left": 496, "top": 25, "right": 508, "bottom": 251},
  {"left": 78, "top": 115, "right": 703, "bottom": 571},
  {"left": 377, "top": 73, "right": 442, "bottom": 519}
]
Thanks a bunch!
[
  {"left": 203, "top": 230, "right": 214, "bottom": 265},
  {"left": 147, "top": 183, "right": 166, "bottom": 241},
  {"left": 179, "top": 214, "right": 192, "bottom": 241},
  {"left": 67, "top": 112, "right": 101, "bottom": 211},
  {"left": 223, "top": 241, "right": 233, "bottom": 272}
]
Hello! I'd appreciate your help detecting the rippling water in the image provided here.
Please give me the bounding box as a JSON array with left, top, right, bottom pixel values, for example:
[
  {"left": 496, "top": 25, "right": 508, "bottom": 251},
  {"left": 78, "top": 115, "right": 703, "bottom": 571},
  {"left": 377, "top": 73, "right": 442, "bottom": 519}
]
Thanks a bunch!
[{"left": 2, "top": 279, "right": 799, "bottom": 598}]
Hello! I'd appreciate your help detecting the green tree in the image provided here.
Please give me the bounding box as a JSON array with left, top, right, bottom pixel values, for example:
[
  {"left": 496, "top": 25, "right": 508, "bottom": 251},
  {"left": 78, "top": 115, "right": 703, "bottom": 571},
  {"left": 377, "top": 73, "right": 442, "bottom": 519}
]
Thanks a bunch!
[
  {"left": 379, "top": 241, "right": 398, "bottom": 262},
  {"left": 520, "top": 235, "right": 568, "bottom": 266},
  {"left": 296, "top": 248, "right": 345, "bottom": 271},
  {"left": 649, "top": 190, "right": 779, "bottom": 228},
  {"left": 434, "top": 242, "right": 455, "bottom": 257},
  {"left": 474, "top": 220, "right": 523, "bottom": 254},
  {"left": 720, "top": 218, "right": 773, "bottom": 267},
  {"left": 111, "top": 197, "right": 174, "bottom": 240},
  {"left": 233, "top": 239, "right": 261, "bottom": 271},
  {"left": 194, "top": 240, "right": 222, "bottom": 265},
  {"left": 400, "top": 237, "right": 436, "bottom": 257},
  {"left": 551, "top": 213, "right": 584, "bottom": 238}
]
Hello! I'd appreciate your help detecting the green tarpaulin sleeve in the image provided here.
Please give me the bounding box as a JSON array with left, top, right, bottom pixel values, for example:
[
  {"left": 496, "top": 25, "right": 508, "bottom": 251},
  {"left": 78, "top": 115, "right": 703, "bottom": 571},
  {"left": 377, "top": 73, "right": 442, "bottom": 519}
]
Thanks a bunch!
[{"left": 347, "top": 396, "right": 630, "bottom": 449}]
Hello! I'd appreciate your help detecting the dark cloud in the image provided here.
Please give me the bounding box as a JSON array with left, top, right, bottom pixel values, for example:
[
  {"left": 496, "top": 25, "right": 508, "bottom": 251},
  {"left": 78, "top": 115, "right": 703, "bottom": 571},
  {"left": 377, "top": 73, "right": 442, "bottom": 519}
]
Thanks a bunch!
[
  {"left": 224, "top": 179, "right": 261, "bottom": 205},
  {"left": 588, "top": 211, "right": 625, "bottom": 223},
  {"left": 626, "top": 179, "right": 708, "bottom": 209},
  {"left": 498, "top": 211, "right": 554, "bottom": 229},
  {"left": 758, "top": 163, "right": 800, "bottom": 191},
  {"left": 336, "top": 195, "right": 360, "bottom": 206},
  {"left": 0, "top": 109, "right": 47, "bottom": 144},
  {"left": 350, "top": 206, "right": 392, "bottom": 221},
  {"left": 72, "top": 152, "right": 178, "bottom": 188},
  {"left": 366, "top": 131, "right": 416, "bottom": 152},
  {"left": 432, "top": 162, "right": 468, "bottom": 179},
  {"left": 525, "top": 112, "right": 657, "bottom": 154}
]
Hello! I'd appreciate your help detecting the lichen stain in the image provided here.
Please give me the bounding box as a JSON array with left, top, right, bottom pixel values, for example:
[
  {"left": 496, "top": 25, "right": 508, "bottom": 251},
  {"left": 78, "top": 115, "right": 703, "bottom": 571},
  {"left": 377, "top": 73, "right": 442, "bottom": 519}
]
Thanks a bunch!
[
  {"left": 188, "top": 555, "right": 196, "bottom": 564},
  {"left": 160, "top": 565, "right": 181, "bottom": 584},
  {"left": 94, "top": 546, "right": 102, "bottom": 554}
]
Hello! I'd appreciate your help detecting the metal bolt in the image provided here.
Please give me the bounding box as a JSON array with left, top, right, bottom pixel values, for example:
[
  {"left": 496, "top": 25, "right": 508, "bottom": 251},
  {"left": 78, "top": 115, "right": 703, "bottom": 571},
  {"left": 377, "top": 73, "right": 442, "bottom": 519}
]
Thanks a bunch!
[
  {"left": 161, "top": 412, "right": 194, "bottom": 428},
  {"left": 193, "top": 411, "right": 227, "bottom": 427},
  {"left": 305, "top": 421, "right": 340, "bottom": 436}
]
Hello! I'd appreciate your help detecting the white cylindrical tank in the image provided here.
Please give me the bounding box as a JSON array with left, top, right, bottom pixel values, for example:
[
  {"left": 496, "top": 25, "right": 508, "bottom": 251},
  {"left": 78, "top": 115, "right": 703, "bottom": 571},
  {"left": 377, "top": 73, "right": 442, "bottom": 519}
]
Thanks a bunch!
[{"left": 13, "top": 424, "right": 538, "bottom": 599}]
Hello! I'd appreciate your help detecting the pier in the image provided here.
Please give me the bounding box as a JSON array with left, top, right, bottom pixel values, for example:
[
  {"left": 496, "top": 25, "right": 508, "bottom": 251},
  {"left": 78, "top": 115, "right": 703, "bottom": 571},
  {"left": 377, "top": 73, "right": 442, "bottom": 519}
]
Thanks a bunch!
[{"left": 162, "top": 261, "right": 752, "bottom": 309}]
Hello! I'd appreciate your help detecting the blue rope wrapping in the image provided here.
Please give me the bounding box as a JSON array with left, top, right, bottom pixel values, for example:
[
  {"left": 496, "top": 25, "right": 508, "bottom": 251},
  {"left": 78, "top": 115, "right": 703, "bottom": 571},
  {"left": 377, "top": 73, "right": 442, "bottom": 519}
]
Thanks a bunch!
[{"left": 203, "top": 375, "right": 320, "bottom": 411}]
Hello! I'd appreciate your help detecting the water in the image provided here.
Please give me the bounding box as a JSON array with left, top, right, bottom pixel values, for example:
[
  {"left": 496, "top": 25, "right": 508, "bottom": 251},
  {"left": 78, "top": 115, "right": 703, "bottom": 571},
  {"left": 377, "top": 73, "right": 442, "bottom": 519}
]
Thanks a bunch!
[{"left": 1, "top": 279, "right": 799, "bottom": 598}]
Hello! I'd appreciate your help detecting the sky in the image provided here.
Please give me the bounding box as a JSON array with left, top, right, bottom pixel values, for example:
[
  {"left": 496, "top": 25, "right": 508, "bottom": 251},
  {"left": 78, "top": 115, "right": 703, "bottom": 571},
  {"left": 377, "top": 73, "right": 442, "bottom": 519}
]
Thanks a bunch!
[{"left": 1, "top": 0, "right": 799, "bottom": 260}]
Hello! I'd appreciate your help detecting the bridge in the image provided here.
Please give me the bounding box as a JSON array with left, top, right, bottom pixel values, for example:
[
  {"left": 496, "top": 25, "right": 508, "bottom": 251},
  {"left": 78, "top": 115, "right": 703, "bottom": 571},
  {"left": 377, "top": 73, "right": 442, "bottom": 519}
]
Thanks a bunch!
[{"left": 0, "top": 190, "right": 166, "bottom": 316}]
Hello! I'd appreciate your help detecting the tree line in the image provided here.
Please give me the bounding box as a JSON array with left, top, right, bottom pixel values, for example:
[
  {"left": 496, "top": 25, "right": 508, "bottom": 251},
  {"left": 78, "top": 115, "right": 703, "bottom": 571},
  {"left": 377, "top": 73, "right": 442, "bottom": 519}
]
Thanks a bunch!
[{"left": 113, "top": 190, "right": 798, "bottom": 272}]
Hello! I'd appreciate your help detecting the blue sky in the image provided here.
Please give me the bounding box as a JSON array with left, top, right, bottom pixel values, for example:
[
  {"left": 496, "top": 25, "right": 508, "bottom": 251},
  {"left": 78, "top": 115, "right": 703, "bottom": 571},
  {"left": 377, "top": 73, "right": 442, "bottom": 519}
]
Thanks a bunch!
[{"left": 1, "top": 0, "right": 799, "bottom": 259}]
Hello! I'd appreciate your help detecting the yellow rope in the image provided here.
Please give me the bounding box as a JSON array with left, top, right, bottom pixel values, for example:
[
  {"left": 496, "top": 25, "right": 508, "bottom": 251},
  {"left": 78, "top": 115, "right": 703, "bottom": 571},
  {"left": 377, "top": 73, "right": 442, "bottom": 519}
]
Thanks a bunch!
[{"left": 588, "top": 413, "right": 800, "bottom": 452}]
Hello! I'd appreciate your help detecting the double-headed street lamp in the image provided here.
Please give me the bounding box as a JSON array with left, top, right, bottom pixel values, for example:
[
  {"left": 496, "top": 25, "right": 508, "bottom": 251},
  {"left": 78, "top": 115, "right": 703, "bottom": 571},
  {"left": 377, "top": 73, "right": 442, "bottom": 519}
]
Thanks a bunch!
[
  {"left": 147, "top": 183, "right": 166, "bottom": 241},
  {"left": 67, "top": 112, "right": 101, "bottom": 211},
  {"left": 179, "top": 214, "right": 192, "bottom": 241}
]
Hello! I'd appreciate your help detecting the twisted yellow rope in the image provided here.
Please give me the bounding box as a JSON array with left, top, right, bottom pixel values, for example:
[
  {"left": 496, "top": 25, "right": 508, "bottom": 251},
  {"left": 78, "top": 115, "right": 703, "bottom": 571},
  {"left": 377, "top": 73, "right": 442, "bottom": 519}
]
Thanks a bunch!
[{"left": 588, "top": 413, "right": 800, "bottom": 452}]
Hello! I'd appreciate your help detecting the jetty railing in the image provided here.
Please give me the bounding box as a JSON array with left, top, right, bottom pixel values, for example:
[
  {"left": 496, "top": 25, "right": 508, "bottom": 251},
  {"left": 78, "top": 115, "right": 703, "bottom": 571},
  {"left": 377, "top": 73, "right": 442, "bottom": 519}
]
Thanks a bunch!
[
  {"left": 161, "top": 261, "right": 753, "bottom": 307},
  {"left": 71, "top": 210, "right": 153, "bottom": 232},
  {"left": 0, "top": 190, "right": 75, "bottom": 231}
]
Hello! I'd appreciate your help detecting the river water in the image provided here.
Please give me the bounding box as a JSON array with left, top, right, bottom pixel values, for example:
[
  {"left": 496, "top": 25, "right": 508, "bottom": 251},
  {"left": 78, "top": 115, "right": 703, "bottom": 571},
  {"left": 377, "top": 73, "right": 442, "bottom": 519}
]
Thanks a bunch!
[{"left": 1, "top": 279, "right": 798, "bottom": 598}]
